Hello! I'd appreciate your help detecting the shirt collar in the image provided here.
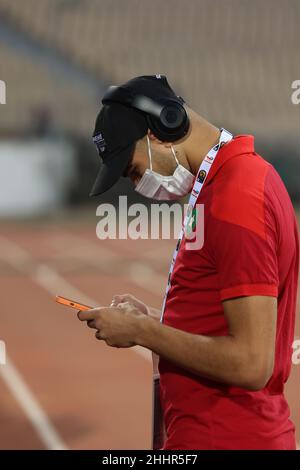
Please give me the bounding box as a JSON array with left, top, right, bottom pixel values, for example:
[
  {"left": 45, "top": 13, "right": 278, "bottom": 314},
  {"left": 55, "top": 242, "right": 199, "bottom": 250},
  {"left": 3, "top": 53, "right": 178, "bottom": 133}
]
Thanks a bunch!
[{"left": 204, "top": 134, "right": 255, "bottom": 186}]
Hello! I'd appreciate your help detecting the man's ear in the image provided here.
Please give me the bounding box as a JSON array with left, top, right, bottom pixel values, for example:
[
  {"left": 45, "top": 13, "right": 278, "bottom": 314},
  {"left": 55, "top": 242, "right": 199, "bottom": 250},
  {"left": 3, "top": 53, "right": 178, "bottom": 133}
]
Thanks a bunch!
[
  {"left": 147, "top": 129, "right": 172, "bottom": 148},
  {"left": 147, "top": 129, "right": 161, "bottom": 143}
]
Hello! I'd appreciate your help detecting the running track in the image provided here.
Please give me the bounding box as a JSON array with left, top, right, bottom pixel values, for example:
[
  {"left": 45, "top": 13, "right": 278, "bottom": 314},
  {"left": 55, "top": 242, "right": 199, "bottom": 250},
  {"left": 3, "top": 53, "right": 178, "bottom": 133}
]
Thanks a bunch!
[{"left": 0, "top": 215, "right": 299, "bottom": 449}]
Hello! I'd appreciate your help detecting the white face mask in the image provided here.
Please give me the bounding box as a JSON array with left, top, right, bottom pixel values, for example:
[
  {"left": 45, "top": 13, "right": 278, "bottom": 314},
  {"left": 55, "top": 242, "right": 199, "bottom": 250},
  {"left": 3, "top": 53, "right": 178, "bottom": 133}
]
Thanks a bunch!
[{"left": 135, "top": 135, "right": 195, "bottom": 200}]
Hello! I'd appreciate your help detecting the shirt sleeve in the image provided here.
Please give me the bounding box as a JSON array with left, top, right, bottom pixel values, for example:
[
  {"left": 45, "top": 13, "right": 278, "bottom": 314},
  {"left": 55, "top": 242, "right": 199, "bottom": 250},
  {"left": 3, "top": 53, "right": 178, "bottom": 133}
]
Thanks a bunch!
[{"left": 205, "top": 188, "right": 279, "bottom": 302}]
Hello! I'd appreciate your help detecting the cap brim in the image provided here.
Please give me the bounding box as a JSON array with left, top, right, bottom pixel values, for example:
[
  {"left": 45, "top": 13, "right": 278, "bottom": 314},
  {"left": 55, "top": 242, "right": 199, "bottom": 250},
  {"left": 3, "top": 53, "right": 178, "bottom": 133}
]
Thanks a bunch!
[{"left": 89, "top": 142, "right": 135, "bottom": 197}]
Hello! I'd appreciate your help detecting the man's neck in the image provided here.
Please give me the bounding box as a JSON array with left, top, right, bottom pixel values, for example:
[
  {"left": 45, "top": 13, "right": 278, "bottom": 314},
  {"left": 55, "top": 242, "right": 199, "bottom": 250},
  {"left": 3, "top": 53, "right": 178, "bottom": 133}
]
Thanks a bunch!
[{"left": 183, "top": 111, "right": 221, "bottom": 175}]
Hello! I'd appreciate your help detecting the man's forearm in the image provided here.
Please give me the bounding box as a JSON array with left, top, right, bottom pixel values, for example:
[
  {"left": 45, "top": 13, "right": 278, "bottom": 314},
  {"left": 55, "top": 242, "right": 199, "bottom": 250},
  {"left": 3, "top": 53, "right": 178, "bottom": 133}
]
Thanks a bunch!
[{"left": 137, "top": 316, "right": 263, "bottom": 389}]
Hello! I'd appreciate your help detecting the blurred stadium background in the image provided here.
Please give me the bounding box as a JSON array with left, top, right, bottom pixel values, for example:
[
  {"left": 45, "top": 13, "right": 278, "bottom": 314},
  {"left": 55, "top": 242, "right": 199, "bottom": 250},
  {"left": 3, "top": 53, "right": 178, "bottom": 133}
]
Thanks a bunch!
[{"left": 0, "top": 0, "right": 299, "bottom": 450}]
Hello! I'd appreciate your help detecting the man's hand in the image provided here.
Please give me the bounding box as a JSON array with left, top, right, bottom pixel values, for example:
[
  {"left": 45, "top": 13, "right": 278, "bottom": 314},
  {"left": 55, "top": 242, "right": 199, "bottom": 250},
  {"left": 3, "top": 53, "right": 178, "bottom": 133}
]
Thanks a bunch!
[
  {"left": 77, "top": 302, "right": 148, "bottom": 348},
  {"left": 111, "top": 293, "right": 161, "bottom": 321}
]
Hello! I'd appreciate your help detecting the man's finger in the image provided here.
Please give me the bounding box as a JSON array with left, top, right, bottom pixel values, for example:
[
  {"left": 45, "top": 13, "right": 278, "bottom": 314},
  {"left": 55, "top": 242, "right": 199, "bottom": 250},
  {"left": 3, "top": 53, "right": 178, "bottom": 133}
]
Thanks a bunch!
[
  {"left": 95, "top": 330, "right": 105, "bottom": 340},
  {"left": 111, "top": 293, "right": 132, "bottom": 304},
  {"left": 87, "top": 319, "right": 97, "bottom": 329},
  {"left": 110, "top": 295, "right": 124, "bottom": 306},
  {"left": 118, "top": 301, "right": 132, "bottom": 310},
  {"left": 77, "top": 308, "right": 105, "bottom": 321}
]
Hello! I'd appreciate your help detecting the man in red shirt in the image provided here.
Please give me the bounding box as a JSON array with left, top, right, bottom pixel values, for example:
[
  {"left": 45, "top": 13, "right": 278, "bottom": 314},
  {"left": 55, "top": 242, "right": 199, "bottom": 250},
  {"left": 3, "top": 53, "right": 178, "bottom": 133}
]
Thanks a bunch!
[{"left": 79, "top": 75, "right": 299, "bottom": 450}]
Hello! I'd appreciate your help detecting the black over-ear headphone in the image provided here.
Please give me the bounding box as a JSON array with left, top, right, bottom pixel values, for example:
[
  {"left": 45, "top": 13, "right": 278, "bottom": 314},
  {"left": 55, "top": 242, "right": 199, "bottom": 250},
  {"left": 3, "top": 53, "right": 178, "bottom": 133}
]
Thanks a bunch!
[{"left": 102, "top": 85, "right": 190, "bottom": 142}]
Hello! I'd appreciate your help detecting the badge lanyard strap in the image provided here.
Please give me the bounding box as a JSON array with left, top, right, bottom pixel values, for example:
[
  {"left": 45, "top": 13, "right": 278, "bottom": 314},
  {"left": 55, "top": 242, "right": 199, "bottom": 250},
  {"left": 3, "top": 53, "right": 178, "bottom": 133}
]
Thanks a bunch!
[{"left": 160, "top": 128, "right": 233, "bottom": 323}]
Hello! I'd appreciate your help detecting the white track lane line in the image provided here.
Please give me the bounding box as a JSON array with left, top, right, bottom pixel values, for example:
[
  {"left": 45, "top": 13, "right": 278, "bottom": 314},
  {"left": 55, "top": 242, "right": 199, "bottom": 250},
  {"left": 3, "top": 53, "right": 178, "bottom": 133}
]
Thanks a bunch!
[
  {"left": 0, "top": 235, "right": 151, "bottom": 449},
  {"left": 0, "top": 357, "right": 67, "bottom": 450},
  {"left": 0, "top": 235, "right": 152, "bottom": 362},
  {"left": 46, "top": 231, "right": 168, "bottom": 293}
]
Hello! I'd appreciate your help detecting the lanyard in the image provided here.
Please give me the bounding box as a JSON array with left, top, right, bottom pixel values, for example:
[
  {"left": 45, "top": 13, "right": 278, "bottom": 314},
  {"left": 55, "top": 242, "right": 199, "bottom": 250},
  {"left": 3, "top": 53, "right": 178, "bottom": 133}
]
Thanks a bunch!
[{"left": 160, "top": 128, "right": 233, "bottom": 323}]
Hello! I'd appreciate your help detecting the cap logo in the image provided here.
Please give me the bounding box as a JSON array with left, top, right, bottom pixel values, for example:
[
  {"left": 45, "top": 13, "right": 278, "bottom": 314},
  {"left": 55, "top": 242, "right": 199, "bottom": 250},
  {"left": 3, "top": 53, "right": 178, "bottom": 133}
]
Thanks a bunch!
[
  {"left": 93, "top": 133, "right": 106, "bottom": 153},
  {"left": 155, "top": 74, "right": 162, "bottom": 79}
]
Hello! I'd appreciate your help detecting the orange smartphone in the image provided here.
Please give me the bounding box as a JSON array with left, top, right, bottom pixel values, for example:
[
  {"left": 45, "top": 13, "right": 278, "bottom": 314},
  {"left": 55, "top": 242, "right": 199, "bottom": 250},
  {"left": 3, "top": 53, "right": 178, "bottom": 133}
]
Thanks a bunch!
[{"left": 55, "top": 295, "right": 93, "bottom": 311}]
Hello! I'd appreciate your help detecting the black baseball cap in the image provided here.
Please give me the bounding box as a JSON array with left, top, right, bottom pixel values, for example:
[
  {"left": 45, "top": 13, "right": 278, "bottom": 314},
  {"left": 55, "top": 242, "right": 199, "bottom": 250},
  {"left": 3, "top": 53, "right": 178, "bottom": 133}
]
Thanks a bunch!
[{"left": 90, "top": 75, "right": 183, "bottom": 197}]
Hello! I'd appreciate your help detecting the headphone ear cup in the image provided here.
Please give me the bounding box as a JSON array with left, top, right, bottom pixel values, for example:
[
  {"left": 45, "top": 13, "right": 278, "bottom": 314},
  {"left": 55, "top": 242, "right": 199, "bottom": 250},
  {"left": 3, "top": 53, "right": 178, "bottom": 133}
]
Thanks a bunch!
[
  {"left": 160, "top": 102, "right": 186, "bottom": 129},
  {"left": 147, "top": 102, "right": 189, "bottom": 142},
  {"left": 145, "top": 115, "right": 167, "bottom": 141}
]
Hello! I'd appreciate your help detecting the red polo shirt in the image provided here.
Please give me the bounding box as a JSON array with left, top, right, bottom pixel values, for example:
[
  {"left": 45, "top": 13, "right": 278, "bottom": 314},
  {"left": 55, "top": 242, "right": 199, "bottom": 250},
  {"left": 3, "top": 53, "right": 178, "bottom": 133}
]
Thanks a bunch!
[{"left": 159, "top": 135, "right": 299, "bottom": 450}]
